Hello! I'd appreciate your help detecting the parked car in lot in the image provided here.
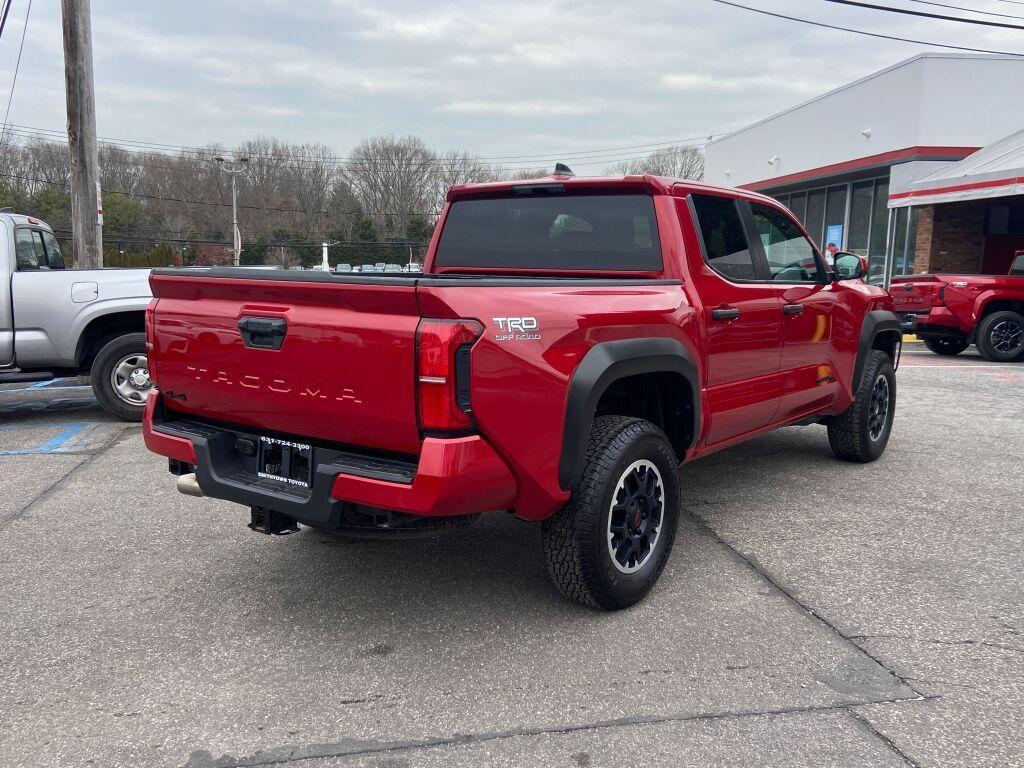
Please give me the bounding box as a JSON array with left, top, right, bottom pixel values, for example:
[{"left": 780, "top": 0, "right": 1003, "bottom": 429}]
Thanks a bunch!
[
  {"left": 143, "top": 171, "right": 901, "bottom": 609},
  {"left": 0, "top": 212, "right": 154, "bottom": 419},
  {"left": 891, "top": 251, "right": 1024, "bottom": 361}
]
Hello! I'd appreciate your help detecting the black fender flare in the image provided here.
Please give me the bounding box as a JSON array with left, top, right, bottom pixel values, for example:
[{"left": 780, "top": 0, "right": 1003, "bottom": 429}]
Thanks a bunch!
[
  {"left": 853, "top": 310, "right": 902, "bottom": 393},
  {"left": 558, "top": 338, "right": 700, "bottom": 491}
]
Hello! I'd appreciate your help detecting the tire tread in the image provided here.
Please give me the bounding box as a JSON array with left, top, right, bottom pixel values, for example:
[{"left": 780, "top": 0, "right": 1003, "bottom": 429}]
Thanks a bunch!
[
  {"left": 828, "top": 349, "right": 894, "bottom": 463},
  {"left": 542, "top": 416, "right": 677, "bottom": 610}
]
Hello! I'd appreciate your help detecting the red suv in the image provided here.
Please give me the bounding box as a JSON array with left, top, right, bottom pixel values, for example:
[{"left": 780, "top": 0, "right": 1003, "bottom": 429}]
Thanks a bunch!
[{"left": 143, "top": 172, "right": 901, "bottom": 609}]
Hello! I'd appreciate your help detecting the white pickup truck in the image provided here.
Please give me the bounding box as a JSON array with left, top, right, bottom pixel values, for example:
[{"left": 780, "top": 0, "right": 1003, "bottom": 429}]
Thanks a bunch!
[{"left": 0, "top": 212, "right": 154, "bottom": 420}]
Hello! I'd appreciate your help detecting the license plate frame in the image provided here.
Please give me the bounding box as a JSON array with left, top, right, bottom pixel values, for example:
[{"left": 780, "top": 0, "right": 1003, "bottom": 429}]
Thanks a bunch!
[{"left": 256, "top": 436, "right": 313, "bottom": 488}]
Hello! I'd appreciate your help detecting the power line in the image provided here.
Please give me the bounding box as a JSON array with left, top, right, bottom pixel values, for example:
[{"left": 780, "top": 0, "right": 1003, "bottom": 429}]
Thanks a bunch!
[
  {"left": 0, "top": 126, "right": 711, "bottom": 177},
  {"left": 905, "top": 0, "right": 1024, "bottom": 20},
  {"left": 708, "top": 0, "right": 1024, "bottom": 55},
  {"left": 820, "top": 0, "right": 1024, "bottom": 29},
  {"left": 0, "top": 170, "right": 441, "bottom": 217},
  {"left": 0, "top": 121, "right": 712, "bottom": 168},
  {"left": 1, "top": 0, "right": 32, "bottom": 145},
  {"left": 50, "top": 229, "right": 430, "bottom": 246}
]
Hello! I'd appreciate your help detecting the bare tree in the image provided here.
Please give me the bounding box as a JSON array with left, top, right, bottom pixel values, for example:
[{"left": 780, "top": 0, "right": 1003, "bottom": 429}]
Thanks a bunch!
[
  {"left": 99, "top": 144, "right": 143, "bottom": 194},
  {"left": 503, "top": 167, "right": 550, "bottom": 181},
  {"left": 431, "top": 150, "right": 498, "bottom": 209},
  {"left": 283, "top": 142, "right": 337, "bottom": 237},
  {"left": 607, "top": 145, "right": 704, "bottom": 180},
  {"left": 23, "top": 139, "right": 71, "bottom": 191},
  {"left": 342, "top": 135, "right": 437, "bottom": 237}
]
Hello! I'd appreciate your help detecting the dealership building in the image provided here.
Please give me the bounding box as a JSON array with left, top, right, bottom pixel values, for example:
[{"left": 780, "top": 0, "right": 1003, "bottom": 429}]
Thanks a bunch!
[{"left": 704, "top": 53, "right": 1024, "bottom": 284}]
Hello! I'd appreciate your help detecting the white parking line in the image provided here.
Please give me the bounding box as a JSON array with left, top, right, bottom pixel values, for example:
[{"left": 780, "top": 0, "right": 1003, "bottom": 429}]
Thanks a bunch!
[{"left": 901, "top": 364, "right": 1019, "bottom": 369}]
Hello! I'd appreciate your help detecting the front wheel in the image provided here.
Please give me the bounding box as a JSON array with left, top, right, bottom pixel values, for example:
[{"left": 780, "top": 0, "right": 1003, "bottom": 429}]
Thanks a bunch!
[
  {"left": 827, "top": 349, "right": 895, "bottom": 463},
  {"left": 90, "top": 333, "right": 152, "bottom": 421},
  {"left": 542, "top": 416, "right": 680, "bottom": 610},
  {"left": 975, "top": 311, "right": 1024, "bottom": 362},
  {"left": 922, "top": 335, "right": 969, "bottom": 356}
]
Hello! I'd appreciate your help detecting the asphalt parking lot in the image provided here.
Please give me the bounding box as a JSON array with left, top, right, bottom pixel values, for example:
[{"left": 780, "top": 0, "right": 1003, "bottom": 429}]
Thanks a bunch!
[{"left": 0, "top": 345, "right": 1021, "bottom": 768}]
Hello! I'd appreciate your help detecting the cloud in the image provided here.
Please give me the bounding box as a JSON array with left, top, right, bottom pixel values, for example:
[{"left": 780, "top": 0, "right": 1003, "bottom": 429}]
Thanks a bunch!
[
  {"left": 8, "top": 0, "right": 1006, "bottom": 159},
  {"left": 438, "top": 99, "right": 608, "bottom": 117},
  {"left": 660, "top": 72, "right": 826, "bottom": 95}
]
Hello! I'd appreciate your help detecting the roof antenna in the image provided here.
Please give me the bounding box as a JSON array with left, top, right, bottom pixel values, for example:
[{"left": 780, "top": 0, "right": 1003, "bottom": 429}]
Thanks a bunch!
[{"left": 553, "top": 162, "right": 575, "bottom": 177}]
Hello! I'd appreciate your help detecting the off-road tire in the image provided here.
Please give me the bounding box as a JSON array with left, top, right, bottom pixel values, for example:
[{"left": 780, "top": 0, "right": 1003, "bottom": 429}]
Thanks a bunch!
[
  {"left": 922, "top": 335, "right": 969, "bottom": 356},
  {"left": 975, "top": 310, "right": 1024, "bottom": 362},
  {"left": 541, "top": 416, "right": 680, "bottom": 610},
  {"left": 828, "top": 349, "right": 895, "bottom": 463},
  {"left": 90, "top": 333, "right": 150, "bottom": 422}
]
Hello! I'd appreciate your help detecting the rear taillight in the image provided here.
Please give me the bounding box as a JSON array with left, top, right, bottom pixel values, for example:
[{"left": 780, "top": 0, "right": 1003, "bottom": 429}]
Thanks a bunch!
[
  {"left": 416, "top": 318, "right": 482, "bottom": 431},
  {"left": 934, "top": 283, "right": 946, "bottom": 305},
  {"left": 145, "top": 299, "right": 159, "bottom": 386}
]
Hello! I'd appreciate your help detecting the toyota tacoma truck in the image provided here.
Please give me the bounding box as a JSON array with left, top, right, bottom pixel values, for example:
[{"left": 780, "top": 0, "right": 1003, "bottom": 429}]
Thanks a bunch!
[
  {"left": 891, "top": 250, "right": 1024, "bottom": 361},
  {"left": 142, "top": 171, "right": 901, "bottom": 610},
  {"left": 0, "top": 212, "right": 154, "bottom": 419}
]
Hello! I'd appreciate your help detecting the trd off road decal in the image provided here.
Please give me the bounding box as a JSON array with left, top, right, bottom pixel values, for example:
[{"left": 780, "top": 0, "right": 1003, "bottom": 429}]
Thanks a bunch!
[{"left": 493, "top": 317, "right": 540, "bottom": 341}]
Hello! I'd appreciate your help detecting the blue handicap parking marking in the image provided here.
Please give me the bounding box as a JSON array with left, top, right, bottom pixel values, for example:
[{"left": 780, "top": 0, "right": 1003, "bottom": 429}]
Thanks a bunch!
[
  {"left": 28, "top": 378, "right": 90, "bottom": 391},
  {"left": 0, "top": 422, "right": 106, "bottom": 455}
]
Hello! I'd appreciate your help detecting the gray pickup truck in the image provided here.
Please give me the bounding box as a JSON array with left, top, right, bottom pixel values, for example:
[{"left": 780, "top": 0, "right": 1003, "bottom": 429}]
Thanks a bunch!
[{"left": 0, "top": 212, "right": 153, "bottom": 420}]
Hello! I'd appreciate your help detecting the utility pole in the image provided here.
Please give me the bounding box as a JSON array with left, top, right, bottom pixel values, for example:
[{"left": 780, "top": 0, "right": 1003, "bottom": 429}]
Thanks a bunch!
[
  {"left": 61, "top": 0, "right": 102, "bottom": 268},
  {"left": 215, "top": 155, "right": 248, "bottom": 266}
]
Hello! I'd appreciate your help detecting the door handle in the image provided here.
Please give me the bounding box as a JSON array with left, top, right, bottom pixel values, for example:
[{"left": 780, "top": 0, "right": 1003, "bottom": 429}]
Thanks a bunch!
[
  {"left": 238, "top": 316, "right": 287, "bottom": 349},
  {"left": 782, "top": 304, "right": 805, "bottom": 316},
  {"left": 711, "top": 308, "right": 741, "bottom": 321}
]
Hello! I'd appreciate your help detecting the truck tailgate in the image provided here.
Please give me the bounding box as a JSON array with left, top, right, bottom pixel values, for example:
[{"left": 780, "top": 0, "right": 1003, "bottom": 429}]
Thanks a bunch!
[
  {"left": 889, "top": 275, "right": 937, "bottom": 314},
  {"left": 148, "top": 270, "right": 422, "bottom": 456}
]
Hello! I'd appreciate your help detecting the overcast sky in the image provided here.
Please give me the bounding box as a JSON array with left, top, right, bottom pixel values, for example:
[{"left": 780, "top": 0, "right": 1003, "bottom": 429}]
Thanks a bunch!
[{"left": 1, "top": 0, "right": 1020, "bottom": 169}]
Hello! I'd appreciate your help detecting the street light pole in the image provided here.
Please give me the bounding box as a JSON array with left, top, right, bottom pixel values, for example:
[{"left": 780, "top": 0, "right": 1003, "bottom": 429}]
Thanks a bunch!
[{"left": 214, "top": 155, "right": 248, "bottom": 266}]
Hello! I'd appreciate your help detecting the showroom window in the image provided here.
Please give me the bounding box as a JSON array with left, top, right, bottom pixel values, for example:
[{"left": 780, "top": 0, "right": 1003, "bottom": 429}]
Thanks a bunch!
[{"left": 774, "top": 176, "right": 893, "bottom": 283}]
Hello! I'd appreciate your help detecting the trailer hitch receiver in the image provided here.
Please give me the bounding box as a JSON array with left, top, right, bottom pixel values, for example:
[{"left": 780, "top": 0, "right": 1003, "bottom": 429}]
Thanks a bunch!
[{"left": 248, "top": 506, "right": 300, "bottom": 536}]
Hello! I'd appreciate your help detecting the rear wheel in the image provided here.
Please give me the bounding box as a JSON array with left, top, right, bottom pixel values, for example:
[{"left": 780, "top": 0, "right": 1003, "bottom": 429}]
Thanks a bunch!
[
  {"left": 542, "top": 416, "right": 680, "bottom": 610},
  {"left": 975, "top": 311, "right": 1024, "bottom": 362},
  {"left": 922, "top": 335, "right": 969, "bottom": 356},
  {"left": 827, "top": 349, "right": 895, "bottom": 463},
  {"left": 90, "top": 333, "right": 152, "bottom": 421}
]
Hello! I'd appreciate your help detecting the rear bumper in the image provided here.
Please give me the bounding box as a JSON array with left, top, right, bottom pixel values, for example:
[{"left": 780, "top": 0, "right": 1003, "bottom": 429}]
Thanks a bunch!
[
  {"left": 914, "top": 307, "right": 969, "bottom": 336},
  {"left": 142, "top": 392, "right": 517, "bottom": 525}
]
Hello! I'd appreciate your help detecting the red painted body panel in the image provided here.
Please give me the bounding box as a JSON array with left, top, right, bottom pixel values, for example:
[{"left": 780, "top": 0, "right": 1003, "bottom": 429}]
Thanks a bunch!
[
  {"left": 892, "top": 270, "right": 1024, "bottom": 335},
  {"left": 145, "top": 174, "right": 893, "bottom": 522},
  {"left": 148, "top": 274, "right": 422, "bottom": 456},
  {"left": 142, "top": 392, "right": 197, "bottom": 464},
  {"left": 330, "top": 435, "right": 516, "bottom": 516}
]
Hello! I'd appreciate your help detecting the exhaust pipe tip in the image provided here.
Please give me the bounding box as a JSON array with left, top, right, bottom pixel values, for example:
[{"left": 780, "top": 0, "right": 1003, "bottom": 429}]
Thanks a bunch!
[{"left": 176, "top": 472, "right": 205, "bottom": 497}]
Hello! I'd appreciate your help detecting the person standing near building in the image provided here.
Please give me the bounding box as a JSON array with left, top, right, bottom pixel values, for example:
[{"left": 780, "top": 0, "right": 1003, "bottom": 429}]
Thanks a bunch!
[{"left": 824, "top": 242, "right": 838, "bottom": 266}]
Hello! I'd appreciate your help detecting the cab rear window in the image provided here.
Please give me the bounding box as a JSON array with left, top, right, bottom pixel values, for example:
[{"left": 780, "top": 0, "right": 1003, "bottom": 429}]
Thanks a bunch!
[{"left": 435, "top": 193, "right": 663, "bottom": 271}]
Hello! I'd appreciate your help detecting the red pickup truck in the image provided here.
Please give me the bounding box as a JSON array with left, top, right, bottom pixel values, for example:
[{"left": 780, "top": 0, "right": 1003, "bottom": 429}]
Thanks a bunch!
[
  {"left": 142, "top": 173, "right": 901, "bottom": 610},
  {"left": 891, "top": 251, "right": 1024, "bottom": 361}
]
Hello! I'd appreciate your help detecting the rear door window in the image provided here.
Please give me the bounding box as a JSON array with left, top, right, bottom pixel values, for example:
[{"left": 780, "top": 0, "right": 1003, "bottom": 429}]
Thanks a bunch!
[
  {"left": 1011, "top": 253, "right": 1024, "bottom": 276},
  {"left": 41, "top": 231, "right": 66, "bottom": 269},
  {"left": 435, "top": 193, "right": 663, "bottom": 271},
  {"left": 690, "top": 194, "right": 757, "bottom": 281}
]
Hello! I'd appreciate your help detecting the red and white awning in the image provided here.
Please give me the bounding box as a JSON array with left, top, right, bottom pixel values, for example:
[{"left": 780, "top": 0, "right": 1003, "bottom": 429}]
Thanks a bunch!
[{"left": 889, "top": 128, "right": 1024, "bottom": 209}]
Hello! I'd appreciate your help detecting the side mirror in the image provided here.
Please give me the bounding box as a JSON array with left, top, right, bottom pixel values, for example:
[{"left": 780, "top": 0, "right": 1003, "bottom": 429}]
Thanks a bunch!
[{"left": 834, "top": 252, "right": 866, "bottom": 281}]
